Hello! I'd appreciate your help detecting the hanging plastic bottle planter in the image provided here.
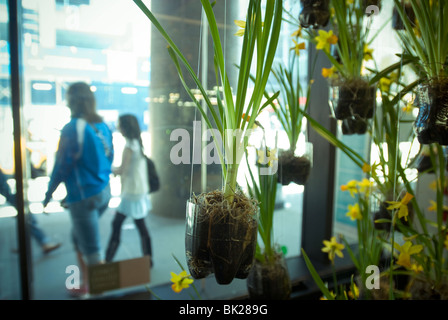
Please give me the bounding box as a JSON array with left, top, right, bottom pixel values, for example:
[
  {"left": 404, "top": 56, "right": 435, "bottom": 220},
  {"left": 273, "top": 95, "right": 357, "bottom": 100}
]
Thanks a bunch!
[
  {"left": 341, "top": 116, "right": 368, "bottom": 135},
  {"left": 330, "top": 79, "right": 376, "bottom": 121},
  {"left": 299, "top": 0, "right": 330, "bottom": 29},
  {"left": 246, "top": 252, "right": 291, "bottom": 300},
  {"left": 185, "top": 192, "right": 258, "bottom": 285},
  {"left": 328, "top": 78, "right": 376, "bottom": 135},
  {"left": 313, "top": 0, "right": 379, "bottom": 136},
  {"left": 414, "top": 81, "right": 448, "bottom": 145},
  {"left": 277, "top": 142, "right": 313, "bottom": 186}
]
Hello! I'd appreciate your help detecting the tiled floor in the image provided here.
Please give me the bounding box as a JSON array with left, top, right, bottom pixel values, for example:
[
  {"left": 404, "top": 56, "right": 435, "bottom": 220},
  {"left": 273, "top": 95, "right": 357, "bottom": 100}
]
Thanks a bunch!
[{"left": 0, "top": 180, "right": 303, "bottom": 300}]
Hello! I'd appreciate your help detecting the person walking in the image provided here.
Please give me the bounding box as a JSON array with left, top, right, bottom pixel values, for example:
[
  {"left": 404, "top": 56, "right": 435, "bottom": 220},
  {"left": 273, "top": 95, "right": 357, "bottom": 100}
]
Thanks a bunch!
[
  {"left": 1, "top": 168, "right": 61, "bottom": 255},
  {"left": 43, "top": 82, "right": 114, "bottom": 297},
  {"left": 105, "top": 114, "right": 153, "bottom": 267}
]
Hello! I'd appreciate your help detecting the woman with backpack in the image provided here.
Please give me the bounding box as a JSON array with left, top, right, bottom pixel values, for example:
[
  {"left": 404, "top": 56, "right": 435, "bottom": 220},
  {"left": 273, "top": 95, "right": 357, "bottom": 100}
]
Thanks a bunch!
[
  {"left": 105, "top": 114, "right": 153, "bottom": 266},
  {"left": 43, "top": 82, "right": 114, "bottom": 296}
]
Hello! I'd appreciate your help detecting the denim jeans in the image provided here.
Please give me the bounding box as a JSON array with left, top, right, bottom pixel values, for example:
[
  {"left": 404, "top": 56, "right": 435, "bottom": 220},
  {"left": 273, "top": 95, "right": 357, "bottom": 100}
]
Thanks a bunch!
[
  {"left": 30, "top": 214, "right": 50, "bottom": 246},
  {"left": 68, "top": 184, "right": 111, "bottom": 265}
]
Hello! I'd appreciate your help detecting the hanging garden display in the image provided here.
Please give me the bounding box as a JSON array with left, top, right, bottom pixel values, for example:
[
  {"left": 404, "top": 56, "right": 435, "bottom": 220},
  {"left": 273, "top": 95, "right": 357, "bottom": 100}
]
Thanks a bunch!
[
  {"left": 269, "top": 46, "right": 313, "bottom": 186},
  {"left": 133, "top": 0, "right": 283, "bottom": 285}
]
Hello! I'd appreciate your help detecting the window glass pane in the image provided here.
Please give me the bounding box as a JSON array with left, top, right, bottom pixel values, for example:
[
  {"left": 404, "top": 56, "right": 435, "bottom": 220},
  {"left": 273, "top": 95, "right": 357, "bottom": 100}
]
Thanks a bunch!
[
  {"left": 19, "top": 0, "right": 152, "bottom": 299},
  {"left": 17, "top": 0, "right": 306, "bottom": 299}
]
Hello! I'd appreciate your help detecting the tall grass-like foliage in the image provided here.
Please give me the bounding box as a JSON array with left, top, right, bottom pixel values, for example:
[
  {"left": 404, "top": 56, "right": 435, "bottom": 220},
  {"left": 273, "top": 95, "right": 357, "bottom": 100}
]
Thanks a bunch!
[
  {"left": 394, "top": 0, "right": 448, "bottom": 82},
  {"left": 308, "top": 0, "right": 381, "bottom": 84},
  {"left": 133, "top": 0, "right": 283, "bottom": 202},
  {"left": 269, "top": 51, "right": 312, "bottom": 153},
  {"left": 246, "top": 145, "right": 278, "bottom": 263}
]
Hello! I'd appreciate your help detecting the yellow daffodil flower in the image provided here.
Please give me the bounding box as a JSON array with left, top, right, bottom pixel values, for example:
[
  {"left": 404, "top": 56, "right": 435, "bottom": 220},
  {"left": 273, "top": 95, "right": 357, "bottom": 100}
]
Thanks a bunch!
[
  {"left": 427, "top": 200, "right": 448, "bottom": 212},
  {"left": 170, "top": 270, "right": 194, "bottom": 293},
  {"left": 242, "top": 113, "right": 261, "bottom": 129},
  {"left": 257, "top": 148, "right": 278, "bottom": 167},
  {"left": 363, "top": 44, "right": 374, "bottom": 61},
  {"left": 242, "top": 113, "right": 251, "bottom": 122},
  {"left": 267, "top": 149, "right": 278, "bottom": 167},
  {"left": 379, "top": 77, "right": 392, "bottom": 93},
  {"left": 429, "top": 180, "right": 437, "bottom": 191},
  {"left": 340, "top": 180, "right": 358, "bottom": 197},
  {"left": 234, "top": 20, "right": 246, "bottom": 37},
  {"left": 427, "top": 200, "right": 436, "bottom": 211},
  {"left": 234, "top": 18, "right": 264, "bottom": 37},
  {"left": 291, "top": 27, "right": 302, "bottom": 38},
  {"left": 386, "top": 192, "right": 414, "bottom": 221},
  {"left": 346, "top": 203, "right": 362, "bottom": 221},
  {"left": 429, "top": 177, "right": 447, "bottom": 191},
  {"left": 410, "top": 263, "right": 423, "bottom": 273},
  {"left": 348, "top": 283, "right": 359, "bottom": 300},
  {"left": 379, "top": 72, "right": 398, "bottom": 93},
  {"left": 346, "top": 0, "right": 354, "bottom": 5},
  {"left": 362, "top": 163, "right": 371, "bottom": 173},
  {"left": 291, "top": 39, "right": 306, "bottom": 56},
  {"left": 322, "top": 66, "right": 336, "bottom": 78},
  {"left": 320, "top": 291, "right": 335, "bottom": 300},
  {"left": 315, "top": 30, "right": 338, "bottom": 53},
  {"left": 358, "top": 178, "right": 373, "bottom": 195},
  {"left": 402, "top": 103, "right": 414, "bottom": 114},
  {"left": 367, "top": 163, "right": 380, "bottom": 180},
  {"left": 393, "top": 241, "right": 423, "bottom": 269},
  {"left": 322, "top": 236, "right": 345, "bottom": 262},
  {"left": 413, "top": 18, "right": 422, "bottom": 38}
]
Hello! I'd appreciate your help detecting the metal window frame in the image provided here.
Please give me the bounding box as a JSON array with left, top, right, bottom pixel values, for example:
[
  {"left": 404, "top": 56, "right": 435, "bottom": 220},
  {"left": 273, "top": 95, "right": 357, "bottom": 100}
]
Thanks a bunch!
[
  {"left": 301, "top": 40, "right": 337, "bottom": 264},
  {"left": 8, "top": 0, "right": 33, "bottom": 300}
]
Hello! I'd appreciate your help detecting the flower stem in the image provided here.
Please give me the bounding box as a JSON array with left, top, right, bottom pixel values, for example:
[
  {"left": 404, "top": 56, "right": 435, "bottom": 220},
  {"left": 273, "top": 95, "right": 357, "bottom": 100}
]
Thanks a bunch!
[
  {"left": 223, "top": 164, "right": 239, "bottom": 203},
  {"left": 332, "top": 262, "right": 338, "bottom": 298},
  {"left": 389, "top": 213, "right": 396, "bottom": 300}
]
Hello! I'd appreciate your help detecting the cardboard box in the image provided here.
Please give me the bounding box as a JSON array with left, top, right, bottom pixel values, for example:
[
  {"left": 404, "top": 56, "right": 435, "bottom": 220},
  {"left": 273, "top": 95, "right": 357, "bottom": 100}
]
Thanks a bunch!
[{"left": 88, "top": 256, "right": 151, "bottom": 295}]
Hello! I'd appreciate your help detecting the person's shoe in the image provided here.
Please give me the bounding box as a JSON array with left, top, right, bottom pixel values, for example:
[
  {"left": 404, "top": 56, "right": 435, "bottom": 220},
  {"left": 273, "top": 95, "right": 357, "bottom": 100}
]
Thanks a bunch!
[
  {"left": 67, "top": 285, "right": 89, "bottom": 298},
  {"left": 42, "top": 242, "right": 61, "bottom": 254}
]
